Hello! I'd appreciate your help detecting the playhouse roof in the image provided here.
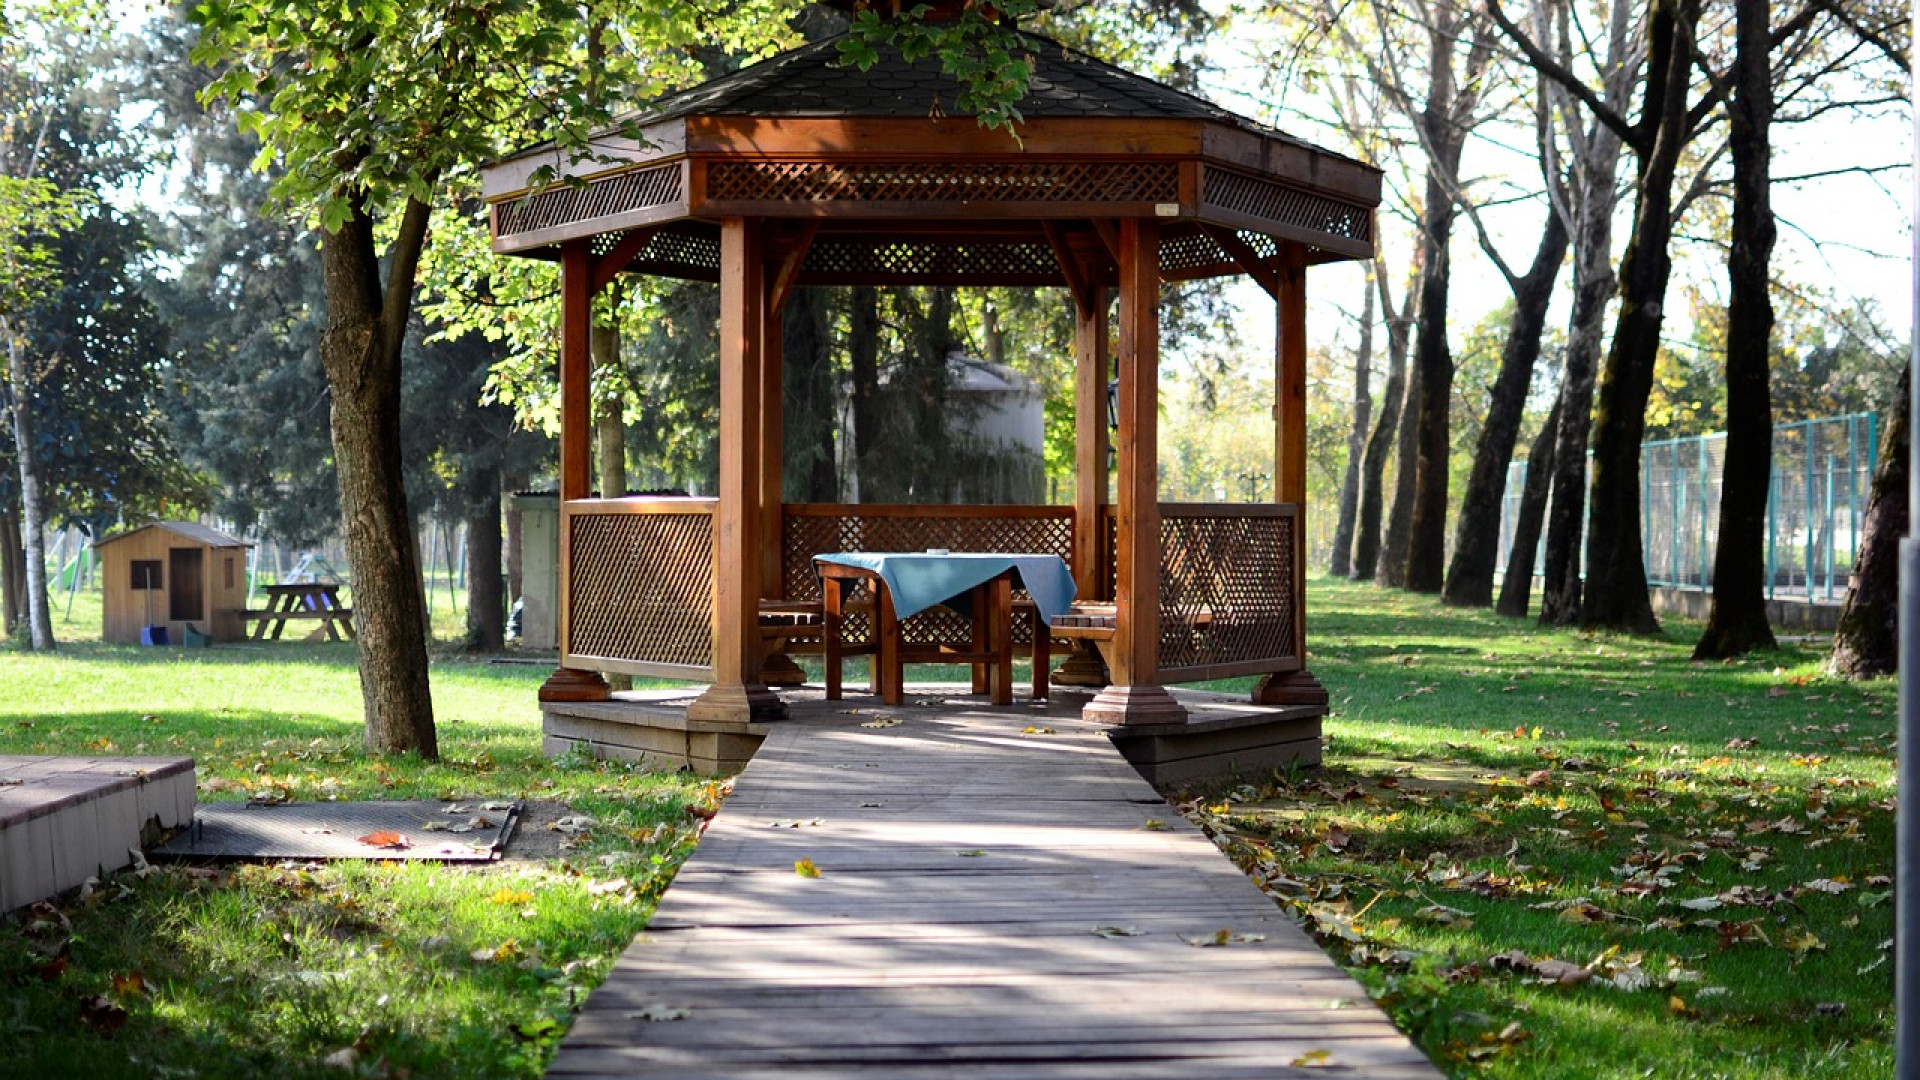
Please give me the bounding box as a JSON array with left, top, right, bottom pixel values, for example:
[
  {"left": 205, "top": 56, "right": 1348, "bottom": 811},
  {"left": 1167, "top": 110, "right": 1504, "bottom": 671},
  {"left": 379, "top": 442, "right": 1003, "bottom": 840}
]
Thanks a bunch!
[{"left": 95, "top": 522, "right": 251, "bottom": 550}]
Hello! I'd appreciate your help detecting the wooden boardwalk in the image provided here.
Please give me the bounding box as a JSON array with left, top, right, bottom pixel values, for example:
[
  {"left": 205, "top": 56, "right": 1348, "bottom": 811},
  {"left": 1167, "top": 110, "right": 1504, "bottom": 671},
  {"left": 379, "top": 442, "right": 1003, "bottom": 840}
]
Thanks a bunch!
[{"left": 550, "top": 694, "right": 1443, "bottom": 1080}]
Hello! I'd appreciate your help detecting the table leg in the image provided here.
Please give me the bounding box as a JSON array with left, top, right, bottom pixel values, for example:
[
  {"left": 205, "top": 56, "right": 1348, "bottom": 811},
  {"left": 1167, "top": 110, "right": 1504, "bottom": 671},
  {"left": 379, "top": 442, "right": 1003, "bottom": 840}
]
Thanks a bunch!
[
  {"left": 969, "top": 587, "right": 989, "bottom": 695},
  {"left": 1032, "top": 611, "right": 1050, "bottom": 701},
  {"left": 988, "top": 575, "right": 1012, "bottom": 706},
  {"left": 823, "top": 578, "right": 846, "bottom": 701},
  {"left": 877, "top": 582, "right": 903, "bottom": 706}
]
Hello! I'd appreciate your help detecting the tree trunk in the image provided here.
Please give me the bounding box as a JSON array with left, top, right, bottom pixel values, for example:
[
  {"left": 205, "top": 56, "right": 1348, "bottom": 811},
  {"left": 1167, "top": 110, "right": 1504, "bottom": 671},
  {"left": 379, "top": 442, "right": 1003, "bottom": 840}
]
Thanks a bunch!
[
  {"left": 1442, "top": 207, "right": 1570, "bottom": 606},
  {"left": 1329, "top": 266, "right": 1376, "bottom": 577},
  {"left": 847, "top": 286, "right": 881, "bottom": 501},
  {"left": 1829, "top": 366, "right": 1907, "bottom": 677},
  {"left": 1693, "top": 0, "right": 1777, "bottom": 659},
  {"left": 318, "top": 197, "right": 437, "bottom": 757},
  {"left": 1353, "top": 263, "right": 1411, "bottom": 580},
  {"left": 1578, "top": 0, "right": 1698, "bottom": 635},
  {"left": 1497, "top": 391, "right": 1563, "bottom": 617},
  {"left": 6, "top": 330, "right": 52, "bottom": 649},
  {"left": 1538, "top": 257, "right": 1610, "bottom": 625},
  {"left": 1379, "top": 360, "right": 1422, "bottom": 588},
  {"left": 1403, "top": 5, "right": 1493, "bottom": 593},
  {"left": 0, "top": 503, "right": 21, "bottom": 635},
  {"left": 593, "top": 316, "right": 626, "bottom": 498},
  {"left": 463, "top": 471, "right": 505, "bottom": 652},
  {"left": 784, "top": 289, "right": 838, "bottom": 502}
]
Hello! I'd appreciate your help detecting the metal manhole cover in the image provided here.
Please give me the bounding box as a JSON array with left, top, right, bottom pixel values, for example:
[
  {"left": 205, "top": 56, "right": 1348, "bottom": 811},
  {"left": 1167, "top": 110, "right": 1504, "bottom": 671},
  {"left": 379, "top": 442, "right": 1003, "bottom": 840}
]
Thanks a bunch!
[{"left": 152, "top": 799, "right": 521, "bottom": 862}]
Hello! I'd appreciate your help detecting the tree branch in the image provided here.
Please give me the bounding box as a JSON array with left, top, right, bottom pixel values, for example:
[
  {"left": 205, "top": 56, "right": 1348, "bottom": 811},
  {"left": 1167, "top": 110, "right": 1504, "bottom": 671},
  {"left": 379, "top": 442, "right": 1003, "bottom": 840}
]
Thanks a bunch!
[
  {"left": 1485, "top": 0, "right": 1637, "bottom": 147},
  {"left": 381, "top": 193, "right": 434, "bottom": 362}
]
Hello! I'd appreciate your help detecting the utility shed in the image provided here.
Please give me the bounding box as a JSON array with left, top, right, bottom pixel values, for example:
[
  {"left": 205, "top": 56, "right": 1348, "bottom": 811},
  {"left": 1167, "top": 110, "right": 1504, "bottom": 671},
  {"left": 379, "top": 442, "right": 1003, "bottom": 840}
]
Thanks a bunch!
[{"left": 97, "top": 523, "right": 252, "bottom": 645}]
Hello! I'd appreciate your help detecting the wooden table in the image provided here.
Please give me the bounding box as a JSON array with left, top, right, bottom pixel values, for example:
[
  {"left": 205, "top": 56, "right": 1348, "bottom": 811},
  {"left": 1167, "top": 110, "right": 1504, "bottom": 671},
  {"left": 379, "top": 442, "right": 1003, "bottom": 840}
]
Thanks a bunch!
[
  {"left": 815, "top": 553, "right": 1074, "bottom": 707},
  {"left": 816, "top": 558, "right": 1015, "bottom": 707},
  {"left": 246, "top": 583, "right": 355, "bottom": 642}
]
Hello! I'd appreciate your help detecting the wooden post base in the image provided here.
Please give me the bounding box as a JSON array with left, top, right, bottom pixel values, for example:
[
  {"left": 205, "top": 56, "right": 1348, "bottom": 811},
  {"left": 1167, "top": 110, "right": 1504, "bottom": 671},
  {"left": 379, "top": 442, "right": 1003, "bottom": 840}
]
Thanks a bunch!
[
  {"left": 538, "top": 666, "right": 612, "bottom": 703},
  {"left": 687, "top": 681, "right": 788, "bottom": 724},
  {"left": 762, "top": 651, "right": 807, "bottom": 687},
  {"left": 1253, "top": 670, "right": 1329, "bottom": 709},
  {"left": 1051, "top": 641, "right": 1109, "bottom": 687},
  {"left": 1081, "top": 684, "right": 1188, "bottom": 726}
]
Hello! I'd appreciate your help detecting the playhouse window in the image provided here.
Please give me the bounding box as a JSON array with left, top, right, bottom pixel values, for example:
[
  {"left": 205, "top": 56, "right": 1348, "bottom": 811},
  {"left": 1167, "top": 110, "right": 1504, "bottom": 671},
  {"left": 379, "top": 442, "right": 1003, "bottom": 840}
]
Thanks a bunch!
[{"left": 131, "top": 560, "right": 162, "bottom": 590}]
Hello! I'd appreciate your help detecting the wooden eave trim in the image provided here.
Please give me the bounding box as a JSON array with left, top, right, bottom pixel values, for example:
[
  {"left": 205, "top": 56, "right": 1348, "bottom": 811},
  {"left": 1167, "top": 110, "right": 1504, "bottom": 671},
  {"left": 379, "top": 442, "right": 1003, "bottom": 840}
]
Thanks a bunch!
[
  {"left": 1196, "top": 203, "right": 1374, "bottom": 262},
  {"left": 482, "top": 119, "right": 691, "bottom": 203},
  {"left": 491, "top": 198, "right": 691, "bottom": 256},
  {"left": 690, "top": 199, "right": 1188, "bottom": 221},
  {"left": 1199, "top": 126, "right": 1383, "bottom": 206}
]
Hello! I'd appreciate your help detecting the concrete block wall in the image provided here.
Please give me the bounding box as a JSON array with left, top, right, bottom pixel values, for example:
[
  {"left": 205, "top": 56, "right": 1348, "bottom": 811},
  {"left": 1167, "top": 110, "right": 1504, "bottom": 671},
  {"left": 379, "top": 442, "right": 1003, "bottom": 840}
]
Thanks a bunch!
[{"left": 0, "top": 756, "right": 196, "bottom": 914}]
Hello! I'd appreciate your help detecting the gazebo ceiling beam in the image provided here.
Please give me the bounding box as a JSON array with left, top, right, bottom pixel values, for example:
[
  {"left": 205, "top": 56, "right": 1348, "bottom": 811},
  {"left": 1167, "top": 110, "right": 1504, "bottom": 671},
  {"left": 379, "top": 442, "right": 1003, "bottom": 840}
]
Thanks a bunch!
[
  {"left": 591, "top": 226, "right": 663, "bottom": 294},
  {"left": 1200, "top": 223, "right": 1279, "bottom": 300},
  {"left": 766, "top": 221, "right": 820, "bottom": 315},
  {"left": 1040, "top": 221, "right": 1095, "bottom": 316}
]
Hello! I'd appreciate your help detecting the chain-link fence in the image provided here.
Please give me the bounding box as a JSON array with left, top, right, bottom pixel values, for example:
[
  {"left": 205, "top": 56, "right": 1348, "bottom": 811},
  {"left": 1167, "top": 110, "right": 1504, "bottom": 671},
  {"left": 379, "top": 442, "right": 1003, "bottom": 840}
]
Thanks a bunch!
[{"left": 1497, "top": 412, "right": 1879, "bottom": 601}]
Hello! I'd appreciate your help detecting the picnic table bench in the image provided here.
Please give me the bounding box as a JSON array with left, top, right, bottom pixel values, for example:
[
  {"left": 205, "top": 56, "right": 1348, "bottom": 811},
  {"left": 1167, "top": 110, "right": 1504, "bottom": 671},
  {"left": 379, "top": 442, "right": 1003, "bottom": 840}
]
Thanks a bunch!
[{"left": 244, "top": 583, "right": 355, "bottom": 642}]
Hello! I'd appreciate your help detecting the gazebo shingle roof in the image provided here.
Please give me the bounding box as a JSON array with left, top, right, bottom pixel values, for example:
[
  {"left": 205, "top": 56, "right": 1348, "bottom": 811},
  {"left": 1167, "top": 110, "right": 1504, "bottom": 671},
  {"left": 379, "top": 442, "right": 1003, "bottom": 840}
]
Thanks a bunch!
[{"left": 631, "top": 31, "right": 1323, "bottom": 150}]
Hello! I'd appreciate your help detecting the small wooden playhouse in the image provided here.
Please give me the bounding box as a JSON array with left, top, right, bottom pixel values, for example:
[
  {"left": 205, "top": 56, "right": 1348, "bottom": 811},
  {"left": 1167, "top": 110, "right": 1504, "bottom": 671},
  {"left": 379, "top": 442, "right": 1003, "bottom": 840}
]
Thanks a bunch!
[{"left": 96, "top": 523, "right": 252, "bottom": 645}]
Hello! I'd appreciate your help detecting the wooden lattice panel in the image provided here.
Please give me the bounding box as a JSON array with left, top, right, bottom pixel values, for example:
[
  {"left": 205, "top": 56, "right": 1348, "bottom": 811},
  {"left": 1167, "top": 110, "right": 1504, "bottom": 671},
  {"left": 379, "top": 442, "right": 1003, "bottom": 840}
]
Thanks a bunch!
[
  {"left": 1202, "top": 166, "right": 1372, "bottom": 246},
  {"left": 1160, "top": 229, "right": 1277, "bottom": 275},
  {"left": 780, "top": 506, "right": 1074, "bottom": 649},
  {"left": 567, "top": 508, "right": 714, "bottom": 668},
  {"left": 802, "top": 239, "right": 1060, "bottom": 284},
  {"left": 1155, "top": 508, "right": 1297, "bottom": 672},
  {"left": 496, "top": 164, "right": 683, "bottom": 239},
  {"left": 706, "top": 161, "right": 1180, "bottom": 206}
]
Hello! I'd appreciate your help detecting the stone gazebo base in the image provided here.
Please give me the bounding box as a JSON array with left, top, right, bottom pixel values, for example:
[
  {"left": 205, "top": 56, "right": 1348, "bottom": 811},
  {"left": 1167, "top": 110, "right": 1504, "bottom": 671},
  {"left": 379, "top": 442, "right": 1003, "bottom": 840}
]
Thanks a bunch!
[{"left": 540, "top": 686, "right": 1321, "bottom": 786}]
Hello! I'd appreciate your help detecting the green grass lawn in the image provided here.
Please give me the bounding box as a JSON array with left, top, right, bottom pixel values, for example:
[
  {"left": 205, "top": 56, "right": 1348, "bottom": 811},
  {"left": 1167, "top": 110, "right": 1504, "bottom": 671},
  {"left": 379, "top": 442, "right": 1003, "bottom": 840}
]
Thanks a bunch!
[
  {"left": 1, "top": 579, "right": 1896, "bottom": 1078},
  {"left": 1, "top": 589, "right": 707, "bottom": 1080},
  {"left": 1182, "top": 576, "right": 1895, "bottom": 1079}
]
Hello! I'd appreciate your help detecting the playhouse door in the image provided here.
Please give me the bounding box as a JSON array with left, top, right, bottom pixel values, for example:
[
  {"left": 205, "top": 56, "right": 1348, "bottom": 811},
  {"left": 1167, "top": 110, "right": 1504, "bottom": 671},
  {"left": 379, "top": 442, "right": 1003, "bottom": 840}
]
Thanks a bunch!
[{"left": 168, "top": 548, "right": 204, "bottom": 622}]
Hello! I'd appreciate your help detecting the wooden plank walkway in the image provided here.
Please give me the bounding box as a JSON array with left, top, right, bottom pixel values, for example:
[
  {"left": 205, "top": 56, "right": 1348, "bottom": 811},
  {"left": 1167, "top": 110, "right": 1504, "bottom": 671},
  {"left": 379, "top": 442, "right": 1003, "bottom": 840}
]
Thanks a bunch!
[{"left": 550, "top": 696, "right": 1443, "bottom": 1079}]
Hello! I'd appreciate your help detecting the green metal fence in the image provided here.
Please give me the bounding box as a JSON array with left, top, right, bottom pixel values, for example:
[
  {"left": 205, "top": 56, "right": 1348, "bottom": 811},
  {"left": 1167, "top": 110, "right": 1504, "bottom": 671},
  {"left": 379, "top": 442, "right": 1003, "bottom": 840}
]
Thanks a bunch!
[{"left": 1499, "top": 412, "right": 1880, "bottom": 601}]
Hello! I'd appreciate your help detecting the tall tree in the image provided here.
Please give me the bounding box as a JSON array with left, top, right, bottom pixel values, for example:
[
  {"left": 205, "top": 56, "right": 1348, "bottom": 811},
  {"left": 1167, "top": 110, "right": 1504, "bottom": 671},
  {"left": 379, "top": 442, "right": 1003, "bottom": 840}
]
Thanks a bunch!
[
  {"left": 1351, "top": 259, "right": 1413, "bottom": 580},
  {"left": 1692, "top": 0, "right": 1778, "bottom": 658},
  {"left": 1828, "top": 365, "right": 1906, "bottom": 678},
  {"left": 1491, "top": 0, "right": 1710, "bottom": 633},
  {"left": 1495, "top": 390, "right": 1563, "bottom": 617},
  {"left": 1440, "top": 103, "right": 1571, "bottom": 607},
  {"left": 1328, "top": 264, "right": 1375, "bottom": 577}
]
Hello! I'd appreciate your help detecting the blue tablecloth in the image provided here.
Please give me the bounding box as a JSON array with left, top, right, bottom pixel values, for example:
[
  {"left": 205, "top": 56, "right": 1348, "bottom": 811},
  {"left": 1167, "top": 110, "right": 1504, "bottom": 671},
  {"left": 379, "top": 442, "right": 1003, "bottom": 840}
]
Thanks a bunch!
[{"left": 814, "top": 552, "right": 1077, "bottom": 624}]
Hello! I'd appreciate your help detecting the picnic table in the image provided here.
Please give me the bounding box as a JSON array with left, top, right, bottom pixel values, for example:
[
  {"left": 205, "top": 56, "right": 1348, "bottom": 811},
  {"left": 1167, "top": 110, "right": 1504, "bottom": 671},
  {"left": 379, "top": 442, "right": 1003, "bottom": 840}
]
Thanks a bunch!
[
  {"left": 245, "top": 583, "right": 355, "bottom": 642},
  {"left": 814, "top": 552, "right": 1074, "bottom": 707}
]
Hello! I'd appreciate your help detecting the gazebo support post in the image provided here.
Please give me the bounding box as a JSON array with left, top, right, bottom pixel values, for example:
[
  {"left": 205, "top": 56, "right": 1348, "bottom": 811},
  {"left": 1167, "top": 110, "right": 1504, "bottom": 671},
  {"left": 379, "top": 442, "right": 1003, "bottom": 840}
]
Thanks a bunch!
[
  {"left": 690, "top": 218, "right": 786, "bottom": 723},
  {"left": 1256, "top": 244, "right": 1328, "bottom": 709},
  {"left": 1056, "top": 284, "right": 1111, "bottom": 687},
  {"left": 1084, "top": 219, "right": 1186, "bottom": 725},
  {"left": 540, "top": 240, "right": 611, "bottom": 702},
  {"left": 759, "top": 227, "right": 818, "bottom": 689}
]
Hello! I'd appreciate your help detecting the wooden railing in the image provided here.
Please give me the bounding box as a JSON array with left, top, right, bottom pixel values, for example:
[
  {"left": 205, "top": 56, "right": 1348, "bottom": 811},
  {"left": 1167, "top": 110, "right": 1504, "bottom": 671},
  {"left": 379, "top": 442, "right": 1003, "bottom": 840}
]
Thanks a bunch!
[
  {"left": 563, "top": 497, "right": 716, "bottom": 680},
  {"left": 1155, "top": 503, "right": 1300, "bottom": 682},
  {"left": 560, "top": 498, "right": 1300, "bottom": 685}
]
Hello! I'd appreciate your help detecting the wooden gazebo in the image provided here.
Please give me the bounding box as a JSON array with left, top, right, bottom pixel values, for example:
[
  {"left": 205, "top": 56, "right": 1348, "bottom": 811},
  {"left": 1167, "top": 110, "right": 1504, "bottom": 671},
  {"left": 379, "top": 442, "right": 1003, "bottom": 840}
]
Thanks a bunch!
[{"left": 478, "top": 4, "right": 1380, "bottom": 757}]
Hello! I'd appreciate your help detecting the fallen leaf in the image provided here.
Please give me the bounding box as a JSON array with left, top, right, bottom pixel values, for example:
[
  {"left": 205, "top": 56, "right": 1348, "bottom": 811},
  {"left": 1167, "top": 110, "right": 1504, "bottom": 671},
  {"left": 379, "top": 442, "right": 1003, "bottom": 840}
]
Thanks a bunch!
[
  {"left": 489, "top": 888, "right": 534, "bottom": 906},
  {"left": 626, "top": 1004, "right": 691, "bottom": 1021},
  {"left": 1141, "top": 818, "right": 1168, "bottom": 831},
  {"left": 78, "top": 995, "right": 128, "bottom": 1037},
  {"left": 356, "top": 830, "right": 411, "bottom": 850},
  {"left": 111, "top": 971, "right": 150, "bottom": 998},
  {"left": 794, "top": 858, "right": 821, "bottom": 878},
  {"left": 1091, "top": 925, "right": 1145, "bottom": 938},
  {"left": 859, "top": 716, "right": 901, "bottom": 728},
  {"left": 956, "top": 849, "right": 987, "bottom": 857},
  {"left": 1021, "top": 726, "right": 1056, "bottom": 735},
  {"left": 1289, "top": 1050, "right": 1333, "bottom": 1067}
]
